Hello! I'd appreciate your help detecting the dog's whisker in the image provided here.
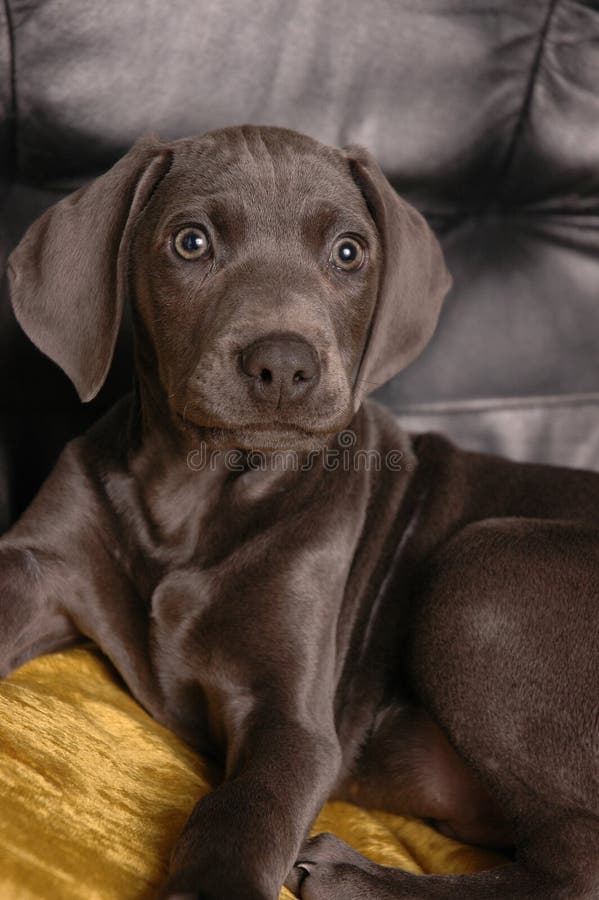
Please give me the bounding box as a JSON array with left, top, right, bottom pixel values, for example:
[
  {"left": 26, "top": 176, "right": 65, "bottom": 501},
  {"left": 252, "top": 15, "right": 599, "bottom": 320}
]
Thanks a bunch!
[{"left": 181, "top": 400, "right": 192, "bottom": 421}]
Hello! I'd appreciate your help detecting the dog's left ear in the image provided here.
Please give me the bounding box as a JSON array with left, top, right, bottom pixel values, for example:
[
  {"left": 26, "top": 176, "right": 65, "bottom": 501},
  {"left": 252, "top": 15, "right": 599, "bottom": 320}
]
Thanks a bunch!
[
  {"left": 8, "top": 136, "right": 172, "bottom": 402},
  {"left": 344, "top": 145, "right": 452, "bottom": 409}
]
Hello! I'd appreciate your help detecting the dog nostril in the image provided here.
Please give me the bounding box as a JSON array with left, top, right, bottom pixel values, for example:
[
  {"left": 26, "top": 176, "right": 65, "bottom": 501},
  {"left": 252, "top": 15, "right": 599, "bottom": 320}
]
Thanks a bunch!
[{"left": 240, "top": 334, "right": 320, "bottom": 400}]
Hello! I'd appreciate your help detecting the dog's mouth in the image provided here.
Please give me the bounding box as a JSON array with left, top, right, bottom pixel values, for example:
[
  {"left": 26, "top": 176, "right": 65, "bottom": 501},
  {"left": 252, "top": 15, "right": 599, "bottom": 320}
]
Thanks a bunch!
[{"left": 174, "top": 411, "right": 336, "bottom": 452}]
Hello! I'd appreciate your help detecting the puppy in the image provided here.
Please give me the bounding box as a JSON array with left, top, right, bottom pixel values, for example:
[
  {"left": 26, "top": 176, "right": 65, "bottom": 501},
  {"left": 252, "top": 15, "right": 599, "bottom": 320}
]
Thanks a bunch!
[{"left": 3, "top": 125, "right": 599, "bottom": 899}]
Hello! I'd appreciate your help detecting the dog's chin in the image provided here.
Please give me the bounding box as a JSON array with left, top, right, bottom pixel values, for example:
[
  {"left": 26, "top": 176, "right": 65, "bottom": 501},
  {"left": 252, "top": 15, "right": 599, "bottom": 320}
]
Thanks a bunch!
[
  {"left": 175, "top": 413, "right": 340, "bottom": 453},
  {"left": 202, "top": 426, "right": 332, "bottom": 453}
]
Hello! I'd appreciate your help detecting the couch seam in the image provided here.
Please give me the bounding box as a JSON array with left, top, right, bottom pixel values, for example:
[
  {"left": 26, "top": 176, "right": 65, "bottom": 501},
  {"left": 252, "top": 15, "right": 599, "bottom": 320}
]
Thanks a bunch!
[
  {"left": 497, "top": 0, "right": 559, "bottom": 186},
  {"left": 395, "top": 393, "right": 599, "bottom": 417}
]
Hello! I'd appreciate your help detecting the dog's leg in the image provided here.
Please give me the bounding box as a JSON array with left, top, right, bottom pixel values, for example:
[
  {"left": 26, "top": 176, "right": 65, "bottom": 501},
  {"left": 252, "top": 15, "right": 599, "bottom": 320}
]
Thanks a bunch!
[
  {"left": 285, "top": 829, "right": 597, "bottom": 899},
  {"left": 0, "top": 442, "right": 125, "bottom": 679},
  {"left": 0, "top": 541, "right": 81, "bottom": 676},
  {"left": 161, "top": 716, "right": 342, "bottom": 900},
  {"left": 287, "top": 517, "right": 599, "bottom": 899},
  {"left": 0, "top": 445, "right": 109, "bottom": 676}
]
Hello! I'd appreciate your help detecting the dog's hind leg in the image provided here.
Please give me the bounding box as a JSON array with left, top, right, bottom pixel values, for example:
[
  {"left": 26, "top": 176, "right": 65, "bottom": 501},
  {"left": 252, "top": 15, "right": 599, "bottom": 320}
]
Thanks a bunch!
[
  {"left": 285, "top": 827, "right": 599, "bottom": 899},
  {"left": 287, "top": 518, "right": 599, "bottom": 899}
]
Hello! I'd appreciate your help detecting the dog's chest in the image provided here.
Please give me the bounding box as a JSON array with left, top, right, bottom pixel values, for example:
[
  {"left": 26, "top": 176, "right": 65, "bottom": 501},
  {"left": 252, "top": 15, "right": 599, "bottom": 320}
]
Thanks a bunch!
[{"left": 96, "top": 421, "right": 418, "bottom": 756}]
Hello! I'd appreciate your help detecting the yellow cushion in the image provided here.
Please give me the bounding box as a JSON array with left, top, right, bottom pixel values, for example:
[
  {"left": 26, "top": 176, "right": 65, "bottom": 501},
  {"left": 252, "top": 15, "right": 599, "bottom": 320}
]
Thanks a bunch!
[{"left": 0, "top": 647, "right": 506, "bottom": 899}]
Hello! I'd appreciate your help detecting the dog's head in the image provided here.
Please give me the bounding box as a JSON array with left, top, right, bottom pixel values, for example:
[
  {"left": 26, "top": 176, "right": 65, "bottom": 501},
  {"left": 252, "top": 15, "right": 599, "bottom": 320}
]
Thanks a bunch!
[{"left": 8, "top": 126, "right": 451, "bottom": 451}]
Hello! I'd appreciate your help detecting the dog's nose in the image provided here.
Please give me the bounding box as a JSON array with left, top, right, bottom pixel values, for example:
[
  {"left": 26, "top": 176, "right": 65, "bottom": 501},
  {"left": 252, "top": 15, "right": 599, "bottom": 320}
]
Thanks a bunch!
[{"left": 240, "top": 335, "right": 320, "bottom": 404}]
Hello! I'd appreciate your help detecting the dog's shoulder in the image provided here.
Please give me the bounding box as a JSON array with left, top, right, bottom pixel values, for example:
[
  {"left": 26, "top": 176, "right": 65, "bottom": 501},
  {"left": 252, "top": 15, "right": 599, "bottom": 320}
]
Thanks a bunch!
[{"left": 45, "top": 393, "right": 135, "bottom": 503}]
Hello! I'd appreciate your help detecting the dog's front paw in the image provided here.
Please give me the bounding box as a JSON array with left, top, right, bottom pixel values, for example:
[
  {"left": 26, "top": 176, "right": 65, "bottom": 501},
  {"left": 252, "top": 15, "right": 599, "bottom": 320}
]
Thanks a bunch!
[
  {"left": 159, "top": 865, "right": 273, "bottom": 900},
  {"left": 161, "top": 894, "right": 196, "bottom": 900},
  {"left": 285, "top": 832, "right": 400, "bottom": 900},
  {"left": 160, "top": 886, "right": 270, "bottom": 900},
  {"left": 160, "top": 887, "right": 268, "bottom": 900}
]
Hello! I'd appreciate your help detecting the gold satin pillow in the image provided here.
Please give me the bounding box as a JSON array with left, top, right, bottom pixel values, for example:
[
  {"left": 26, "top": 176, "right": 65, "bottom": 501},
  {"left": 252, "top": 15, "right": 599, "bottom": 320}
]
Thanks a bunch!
[{"left": 0, "top": 647, "right": 505, "bottom": 899}]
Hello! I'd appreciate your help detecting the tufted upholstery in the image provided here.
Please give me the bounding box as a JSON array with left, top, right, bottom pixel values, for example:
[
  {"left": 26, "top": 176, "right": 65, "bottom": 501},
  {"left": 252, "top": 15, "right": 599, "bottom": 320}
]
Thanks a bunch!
[{"left": 1, "top": 0, "right": 598, "bottom": 529}]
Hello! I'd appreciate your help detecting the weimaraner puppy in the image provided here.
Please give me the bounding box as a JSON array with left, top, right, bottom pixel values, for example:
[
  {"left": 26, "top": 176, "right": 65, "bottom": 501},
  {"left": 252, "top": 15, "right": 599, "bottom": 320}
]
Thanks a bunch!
[{"left": 3, "top": 125, "right": 599, "bottom": 899}]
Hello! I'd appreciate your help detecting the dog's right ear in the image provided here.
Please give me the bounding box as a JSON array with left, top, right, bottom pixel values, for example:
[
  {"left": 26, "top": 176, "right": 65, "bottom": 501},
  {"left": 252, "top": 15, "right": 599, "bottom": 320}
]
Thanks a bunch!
[
  {"left": 8, "top": 136, "right": 172, "bottom": 402},
  {"left": 344, "top": 144, "right": 451, "bottom": 410}
]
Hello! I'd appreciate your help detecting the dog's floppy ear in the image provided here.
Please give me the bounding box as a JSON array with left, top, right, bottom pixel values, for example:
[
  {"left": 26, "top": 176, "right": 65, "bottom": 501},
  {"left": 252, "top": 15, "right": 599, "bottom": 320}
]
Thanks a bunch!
[
  {"left": 344, "top": 145, "right": 452, "bottom": 409},
  {"left": 8, "top": 136, "right": 172, "bottom": 402}
]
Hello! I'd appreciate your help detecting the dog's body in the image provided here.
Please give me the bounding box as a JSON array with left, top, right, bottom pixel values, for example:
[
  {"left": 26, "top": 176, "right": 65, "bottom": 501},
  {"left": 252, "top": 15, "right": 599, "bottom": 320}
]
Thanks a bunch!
[{"left": 2, "top": 126, "right": 599, "bottom": 899}]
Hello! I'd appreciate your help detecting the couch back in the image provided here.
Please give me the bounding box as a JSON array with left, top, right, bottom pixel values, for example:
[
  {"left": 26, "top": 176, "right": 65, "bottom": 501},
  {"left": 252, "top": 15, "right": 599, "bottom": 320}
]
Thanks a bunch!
[{"left": 1, "top": 0, "right": 598, "bottom": 528}]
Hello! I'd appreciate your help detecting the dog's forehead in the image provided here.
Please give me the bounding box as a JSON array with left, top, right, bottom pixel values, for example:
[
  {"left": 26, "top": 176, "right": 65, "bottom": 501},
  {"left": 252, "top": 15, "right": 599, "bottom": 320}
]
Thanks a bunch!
[{"left": 155, "top": 126, "right": 370, "bottom": 223}]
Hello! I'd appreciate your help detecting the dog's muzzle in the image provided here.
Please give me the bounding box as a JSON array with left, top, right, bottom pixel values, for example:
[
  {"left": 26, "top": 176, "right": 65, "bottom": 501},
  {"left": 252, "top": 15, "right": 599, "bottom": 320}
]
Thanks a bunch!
[{"left": 240, "top": 333, "right": 320, "bottom": 408}]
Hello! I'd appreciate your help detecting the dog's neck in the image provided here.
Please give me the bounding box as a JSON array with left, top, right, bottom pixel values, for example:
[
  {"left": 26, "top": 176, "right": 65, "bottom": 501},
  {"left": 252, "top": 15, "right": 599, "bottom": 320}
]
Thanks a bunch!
[{"left": 121, "top": 374, "right": 349, "bottom": 559}]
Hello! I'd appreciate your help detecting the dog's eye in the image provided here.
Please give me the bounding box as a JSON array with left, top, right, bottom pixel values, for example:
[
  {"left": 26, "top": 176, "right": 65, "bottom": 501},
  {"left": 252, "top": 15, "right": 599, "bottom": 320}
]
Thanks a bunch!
[
  {"left": 173, "top": 226, "right": 211, "bottom": 260},
  {"left": 330, "top": 236, "right": 365, "bottom": 271}
]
